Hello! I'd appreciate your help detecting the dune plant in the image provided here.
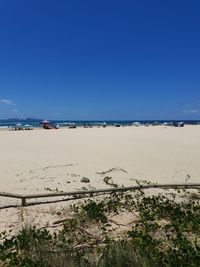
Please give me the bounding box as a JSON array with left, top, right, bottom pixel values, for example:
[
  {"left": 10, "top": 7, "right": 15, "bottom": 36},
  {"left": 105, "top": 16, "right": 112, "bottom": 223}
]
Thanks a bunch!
[{"left": 1, "top": 187, "right": 200, "bottom": 266}]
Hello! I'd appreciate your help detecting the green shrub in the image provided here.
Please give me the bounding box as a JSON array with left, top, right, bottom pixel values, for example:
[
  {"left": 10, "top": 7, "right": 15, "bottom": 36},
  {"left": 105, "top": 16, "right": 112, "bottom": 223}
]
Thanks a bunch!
[{"left": 1, "top": 188, "right": 200, "bottom": 266}]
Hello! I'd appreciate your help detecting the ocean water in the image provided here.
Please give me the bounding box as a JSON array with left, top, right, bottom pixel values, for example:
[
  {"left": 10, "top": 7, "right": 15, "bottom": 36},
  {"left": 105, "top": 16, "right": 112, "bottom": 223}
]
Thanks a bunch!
[{"left": 0, "top": 119, "right": 200, "bottom": 128}]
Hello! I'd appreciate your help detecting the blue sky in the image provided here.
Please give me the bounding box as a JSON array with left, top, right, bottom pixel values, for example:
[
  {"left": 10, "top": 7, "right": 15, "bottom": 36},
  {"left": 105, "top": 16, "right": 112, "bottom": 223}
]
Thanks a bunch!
[{"left": 0, "top": 0, "right": 200, "bottom": 120}]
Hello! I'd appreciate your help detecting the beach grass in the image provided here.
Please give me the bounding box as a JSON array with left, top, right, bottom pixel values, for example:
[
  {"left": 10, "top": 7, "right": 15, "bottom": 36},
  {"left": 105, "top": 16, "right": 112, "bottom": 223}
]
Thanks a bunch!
[{"left": 1, "top": 188, "right": 200, "bottom": 266}]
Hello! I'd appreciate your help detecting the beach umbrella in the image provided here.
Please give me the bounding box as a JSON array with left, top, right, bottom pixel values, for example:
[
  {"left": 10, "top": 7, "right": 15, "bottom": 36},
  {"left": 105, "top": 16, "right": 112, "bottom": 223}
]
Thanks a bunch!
[
  {"left": 41, "top": 120, "right": 50, "bottom": 124},
  {"left": 133, "top": 122, "right": 141, "bottom": 126},
  {"left": 15, "top": 123, "right": 23, "bottom": 130},
  {"left": 24, "top": 124, "right": 33, "bottom": 128}
]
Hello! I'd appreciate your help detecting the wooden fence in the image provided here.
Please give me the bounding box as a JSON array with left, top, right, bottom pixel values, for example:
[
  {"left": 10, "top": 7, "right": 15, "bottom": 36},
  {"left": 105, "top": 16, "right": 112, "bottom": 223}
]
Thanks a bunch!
[{"left": 1, "top": 183, "right": 200, "bottom": 207}]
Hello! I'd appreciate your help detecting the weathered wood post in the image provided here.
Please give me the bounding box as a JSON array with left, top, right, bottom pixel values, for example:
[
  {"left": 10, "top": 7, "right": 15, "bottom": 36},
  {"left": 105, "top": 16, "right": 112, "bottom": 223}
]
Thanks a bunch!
[{"left": 21, "top": 197, "right": 26, "bottom": 207}]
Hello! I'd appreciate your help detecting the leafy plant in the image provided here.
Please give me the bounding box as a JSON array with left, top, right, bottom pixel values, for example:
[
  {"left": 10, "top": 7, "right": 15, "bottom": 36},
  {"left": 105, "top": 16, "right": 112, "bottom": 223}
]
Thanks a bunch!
[{"left": 1, "top": 188, "right": 200, "bottom": 266}]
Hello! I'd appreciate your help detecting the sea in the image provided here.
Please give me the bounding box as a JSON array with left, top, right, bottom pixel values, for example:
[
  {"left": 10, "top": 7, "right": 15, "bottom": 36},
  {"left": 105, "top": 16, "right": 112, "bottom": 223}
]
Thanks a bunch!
[{"left": 0, "top": 119, "right": 200, "bottom": 129}]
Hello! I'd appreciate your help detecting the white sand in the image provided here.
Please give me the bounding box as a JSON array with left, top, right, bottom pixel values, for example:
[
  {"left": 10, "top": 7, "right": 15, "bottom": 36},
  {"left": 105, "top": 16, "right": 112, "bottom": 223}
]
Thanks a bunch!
[{"left": 0, "top": 125, "right": 200, "bottom": 232}]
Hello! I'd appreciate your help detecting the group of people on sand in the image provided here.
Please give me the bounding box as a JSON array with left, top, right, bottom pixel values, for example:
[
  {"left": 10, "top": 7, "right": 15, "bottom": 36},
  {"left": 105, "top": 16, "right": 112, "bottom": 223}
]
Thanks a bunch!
[{"left": 42, "top": 120, "right": 59, "bottom": 129}]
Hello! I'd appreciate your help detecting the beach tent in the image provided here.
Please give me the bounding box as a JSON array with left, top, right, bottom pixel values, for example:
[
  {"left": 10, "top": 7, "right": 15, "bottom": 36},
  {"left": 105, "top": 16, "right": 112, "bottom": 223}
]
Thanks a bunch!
[
  {"left": 68, "top": 123, "right": 76, "bottom": 129},
  {"left": 178, "top": 122, "right": 184, "bottom": 127}
]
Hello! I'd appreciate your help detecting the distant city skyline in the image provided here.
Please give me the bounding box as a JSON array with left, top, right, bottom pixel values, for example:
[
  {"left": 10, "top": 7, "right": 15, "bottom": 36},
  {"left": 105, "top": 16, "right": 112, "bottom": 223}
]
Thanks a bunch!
[{"left": 0, "top": 0, "right": 200, "bottom": 120}]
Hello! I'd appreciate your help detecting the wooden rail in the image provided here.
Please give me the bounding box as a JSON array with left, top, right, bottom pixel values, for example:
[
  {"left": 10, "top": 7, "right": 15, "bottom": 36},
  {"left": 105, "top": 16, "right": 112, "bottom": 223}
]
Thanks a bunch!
[{"left": 1, "top": 183, "right": 200, "bottom": 207}]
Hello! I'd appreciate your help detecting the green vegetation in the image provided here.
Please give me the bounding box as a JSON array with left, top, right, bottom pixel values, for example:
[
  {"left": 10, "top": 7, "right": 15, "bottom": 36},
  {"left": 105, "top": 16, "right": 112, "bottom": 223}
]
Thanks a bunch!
[{"left": 1, "top": 187, "right": 200, "bottom": 266}]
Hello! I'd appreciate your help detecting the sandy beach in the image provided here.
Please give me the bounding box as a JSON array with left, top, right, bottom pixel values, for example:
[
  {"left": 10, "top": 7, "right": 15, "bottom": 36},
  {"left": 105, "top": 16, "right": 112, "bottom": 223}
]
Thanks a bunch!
[{"left": 1, "top": 125, "right": 200, "bottom": 232}]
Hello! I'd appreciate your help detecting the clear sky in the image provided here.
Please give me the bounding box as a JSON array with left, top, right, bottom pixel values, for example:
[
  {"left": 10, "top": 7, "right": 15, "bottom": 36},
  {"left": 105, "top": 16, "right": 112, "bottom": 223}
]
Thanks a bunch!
[{"left": 0, "top": 0, "right": 200, "bottom": 120}]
